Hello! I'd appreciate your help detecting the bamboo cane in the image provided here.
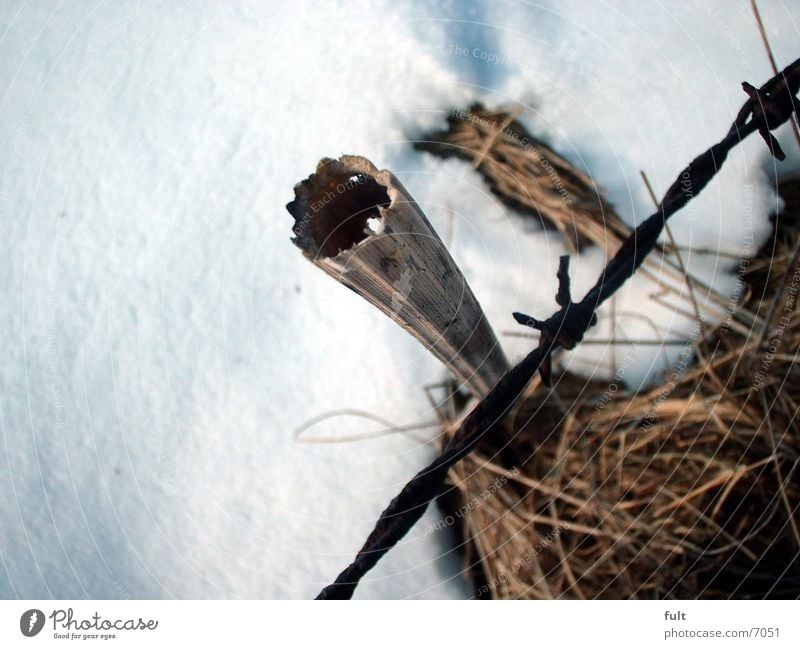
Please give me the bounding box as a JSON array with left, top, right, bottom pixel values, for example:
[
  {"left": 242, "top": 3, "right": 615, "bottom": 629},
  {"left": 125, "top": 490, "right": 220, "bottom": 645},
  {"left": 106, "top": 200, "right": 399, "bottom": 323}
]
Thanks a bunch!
[{"left": 287, "top": 154, "right": 510, "bottom": 397}]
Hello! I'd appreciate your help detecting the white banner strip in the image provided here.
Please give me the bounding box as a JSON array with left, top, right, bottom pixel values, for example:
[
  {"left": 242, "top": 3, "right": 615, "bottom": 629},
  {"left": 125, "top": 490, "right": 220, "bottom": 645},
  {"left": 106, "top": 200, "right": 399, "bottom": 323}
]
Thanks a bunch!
[{"left": 0, "top": 600, "right": 797, "bottom": 648}]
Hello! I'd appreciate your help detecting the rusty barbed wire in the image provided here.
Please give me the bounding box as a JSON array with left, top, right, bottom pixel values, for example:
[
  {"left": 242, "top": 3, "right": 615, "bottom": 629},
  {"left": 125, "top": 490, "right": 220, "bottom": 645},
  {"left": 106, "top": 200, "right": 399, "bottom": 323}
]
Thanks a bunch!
[{"left": 315, "top": 57, "right": 800, "bottom": 600}]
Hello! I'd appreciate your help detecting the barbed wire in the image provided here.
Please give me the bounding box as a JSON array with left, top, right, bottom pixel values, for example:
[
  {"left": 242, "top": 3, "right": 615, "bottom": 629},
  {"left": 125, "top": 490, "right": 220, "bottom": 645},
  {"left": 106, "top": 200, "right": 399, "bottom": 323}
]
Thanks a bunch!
[{"left": 316, "top": 56, "right": 800, "bottom": 600}]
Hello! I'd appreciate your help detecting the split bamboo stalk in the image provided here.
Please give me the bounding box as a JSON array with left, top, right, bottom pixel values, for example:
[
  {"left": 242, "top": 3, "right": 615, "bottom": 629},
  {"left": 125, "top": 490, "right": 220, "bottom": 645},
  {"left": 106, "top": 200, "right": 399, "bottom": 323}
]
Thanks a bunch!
[{"left": 287, "top": 154, "right": 510, "bottom": 397}]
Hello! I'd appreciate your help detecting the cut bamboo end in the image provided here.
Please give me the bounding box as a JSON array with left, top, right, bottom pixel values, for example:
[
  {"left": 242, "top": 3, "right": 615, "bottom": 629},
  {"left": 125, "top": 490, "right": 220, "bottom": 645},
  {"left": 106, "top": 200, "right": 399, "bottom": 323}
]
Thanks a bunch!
[{"left": 287, "top": 154, "right": 510, "bottom": 397}]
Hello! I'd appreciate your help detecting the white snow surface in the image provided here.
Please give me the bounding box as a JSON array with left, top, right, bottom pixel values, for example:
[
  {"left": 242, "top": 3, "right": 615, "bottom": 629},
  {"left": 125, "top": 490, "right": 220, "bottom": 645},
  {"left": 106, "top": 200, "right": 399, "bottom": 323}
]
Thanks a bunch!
[{"left": 1, "top": 1, "right": 798, "bottom": 599}]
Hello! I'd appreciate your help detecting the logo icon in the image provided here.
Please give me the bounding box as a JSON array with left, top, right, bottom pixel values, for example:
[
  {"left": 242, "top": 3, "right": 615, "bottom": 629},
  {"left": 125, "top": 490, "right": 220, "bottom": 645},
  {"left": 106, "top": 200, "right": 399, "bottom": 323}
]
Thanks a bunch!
[{"left": 20, "top": 609, "right": 45, "bottom": 637}]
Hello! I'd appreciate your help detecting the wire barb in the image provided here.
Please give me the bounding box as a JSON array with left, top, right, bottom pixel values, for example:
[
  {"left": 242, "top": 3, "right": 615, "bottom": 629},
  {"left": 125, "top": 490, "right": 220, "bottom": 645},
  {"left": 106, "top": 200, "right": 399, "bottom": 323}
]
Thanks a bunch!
[{"left": 513, "top": 255, "right": 597, "bottom": 385}]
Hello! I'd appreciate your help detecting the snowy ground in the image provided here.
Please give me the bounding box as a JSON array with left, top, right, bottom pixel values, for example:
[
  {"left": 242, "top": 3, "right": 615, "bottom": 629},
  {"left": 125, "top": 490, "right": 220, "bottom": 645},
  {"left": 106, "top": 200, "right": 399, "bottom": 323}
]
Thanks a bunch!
[{"left": 1, "top": 1, "right": 798, "bottom": 599}]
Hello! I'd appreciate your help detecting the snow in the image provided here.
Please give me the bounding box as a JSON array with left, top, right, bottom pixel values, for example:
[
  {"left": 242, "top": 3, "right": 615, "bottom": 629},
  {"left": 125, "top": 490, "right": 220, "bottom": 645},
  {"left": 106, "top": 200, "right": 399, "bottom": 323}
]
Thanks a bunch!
[{"left": 0, "top": 0, "right": 797, "bottom": 599}]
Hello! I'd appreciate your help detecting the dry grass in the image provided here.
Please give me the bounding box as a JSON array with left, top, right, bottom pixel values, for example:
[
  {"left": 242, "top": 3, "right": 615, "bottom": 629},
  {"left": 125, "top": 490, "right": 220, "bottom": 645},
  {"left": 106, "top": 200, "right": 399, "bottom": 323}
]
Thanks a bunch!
[
  {"left": 416, "top": 104, "right": 629, "bottom": 252},
  {"left": 428, "top": 108, "right": 800, "bottom": 599}
]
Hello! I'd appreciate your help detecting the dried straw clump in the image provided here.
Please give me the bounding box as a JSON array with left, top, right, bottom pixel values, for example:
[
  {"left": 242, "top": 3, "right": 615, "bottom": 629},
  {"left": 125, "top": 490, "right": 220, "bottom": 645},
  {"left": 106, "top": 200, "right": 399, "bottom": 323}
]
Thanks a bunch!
[
  {"left": 427, "top": 107, "right": 800, "bottom": 599},
  {"left": 415, "top": 103, "right": 630, "bottom": 252}
]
